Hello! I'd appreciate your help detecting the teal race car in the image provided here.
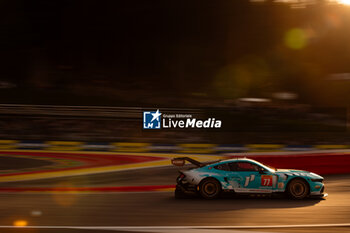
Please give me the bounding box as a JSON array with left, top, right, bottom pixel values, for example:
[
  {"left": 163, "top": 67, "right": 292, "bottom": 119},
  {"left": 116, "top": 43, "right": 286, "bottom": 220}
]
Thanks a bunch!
[{"left": 172, "top": 157, "right": 327, "bottom": 199}]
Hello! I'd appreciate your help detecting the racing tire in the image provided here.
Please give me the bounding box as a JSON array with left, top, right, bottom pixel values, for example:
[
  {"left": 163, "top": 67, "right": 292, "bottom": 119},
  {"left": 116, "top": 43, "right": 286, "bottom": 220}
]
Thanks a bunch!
[
  {"left": 174, "top": 187, "right": 187, "bottom": 199},
  {"left": 199, "top": 178, "right": 221, "bottom": 199},
  {"left": 287, "top": 178, "right": 309, "bottom": 200}
]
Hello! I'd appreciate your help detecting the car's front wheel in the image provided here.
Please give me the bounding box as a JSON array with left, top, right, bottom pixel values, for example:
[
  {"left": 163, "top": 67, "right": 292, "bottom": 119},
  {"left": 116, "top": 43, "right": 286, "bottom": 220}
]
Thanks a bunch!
[
  {"left": 199, "top": 178, "right": 221, "bottom": 199},
  {"left": 287, "top": 178, "right": 309, "bottom": 199}
]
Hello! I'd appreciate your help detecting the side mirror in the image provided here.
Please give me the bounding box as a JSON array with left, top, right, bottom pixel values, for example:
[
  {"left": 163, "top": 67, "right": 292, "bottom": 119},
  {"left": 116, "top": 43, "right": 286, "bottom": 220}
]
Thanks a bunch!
[{"left": 258, "top": 167, "right": 266, "bottom": 174}]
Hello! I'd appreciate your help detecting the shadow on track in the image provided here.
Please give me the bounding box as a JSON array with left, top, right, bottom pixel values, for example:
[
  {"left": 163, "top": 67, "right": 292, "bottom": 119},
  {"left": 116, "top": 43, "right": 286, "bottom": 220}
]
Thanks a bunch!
[{"left": 167, "top": 193, "right": 324, "bottom": 210}]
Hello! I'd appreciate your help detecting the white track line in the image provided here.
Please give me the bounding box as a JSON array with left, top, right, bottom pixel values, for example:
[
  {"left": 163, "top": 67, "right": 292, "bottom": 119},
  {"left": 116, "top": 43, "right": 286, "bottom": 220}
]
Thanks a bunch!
[
  {"left": 121, "top": 229, "right": 270, "bottom": 233},
  {"left": 0, "top": 223, "right": 350, "bottom": 229}
]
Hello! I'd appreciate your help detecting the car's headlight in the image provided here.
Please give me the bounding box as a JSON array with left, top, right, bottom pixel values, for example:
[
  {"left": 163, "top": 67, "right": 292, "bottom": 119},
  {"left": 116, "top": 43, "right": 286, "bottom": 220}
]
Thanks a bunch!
[{"left": 311, "top": 178, "right": 323, "bottom": 182}]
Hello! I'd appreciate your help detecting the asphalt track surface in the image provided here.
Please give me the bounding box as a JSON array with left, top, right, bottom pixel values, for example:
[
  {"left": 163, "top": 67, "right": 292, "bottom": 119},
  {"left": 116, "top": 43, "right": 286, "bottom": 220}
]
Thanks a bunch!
[
  {"left": 0, "top": 156, "right": 53, "bottom": 170},
  {"left": 1, "top": 156, "right": 350, "bottom": 232},
  {"left": 1, "top": 169, "right": 350, "bottom": 232}
]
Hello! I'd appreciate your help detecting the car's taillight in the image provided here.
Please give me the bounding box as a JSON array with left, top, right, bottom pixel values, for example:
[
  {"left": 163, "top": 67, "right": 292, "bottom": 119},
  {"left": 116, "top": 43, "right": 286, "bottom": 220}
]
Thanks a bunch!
[{"left": 177, "top": 173, "right": 185, "bottom": 183}]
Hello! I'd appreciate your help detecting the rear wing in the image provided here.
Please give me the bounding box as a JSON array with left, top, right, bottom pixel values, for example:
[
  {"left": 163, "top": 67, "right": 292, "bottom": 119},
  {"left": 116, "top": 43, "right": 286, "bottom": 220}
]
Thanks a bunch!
[{"left": 171, "top": 157, "right": 202, "bottom": 167}]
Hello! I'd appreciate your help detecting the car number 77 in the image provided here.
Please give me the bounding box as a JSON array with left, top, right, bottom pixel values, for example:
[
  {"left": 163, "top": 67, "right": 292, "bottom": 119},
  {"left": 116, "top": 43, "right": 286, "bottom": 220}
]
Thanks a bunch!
[{"left": 261, "top": 175, "right": 273, "bottom": 186}]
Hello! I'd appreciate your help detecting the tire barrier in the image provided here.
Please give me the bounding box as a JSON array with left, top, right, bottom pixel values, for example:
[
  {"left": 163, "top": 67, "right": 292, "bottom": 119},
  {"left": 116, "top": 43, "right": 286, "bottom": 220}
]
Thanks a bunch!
[{"left": 1, "top": 140, "right": 350, "bottom": 153}]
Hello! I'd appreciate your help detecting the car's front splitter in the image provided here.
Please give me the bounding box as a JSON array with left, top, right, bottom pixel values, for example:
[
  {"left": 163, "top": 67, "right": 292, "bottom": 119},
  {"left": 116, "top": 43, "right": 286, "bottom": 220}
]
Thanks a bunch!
[{"left": 309, "top": 193, "right": 328, "bottom": 199}]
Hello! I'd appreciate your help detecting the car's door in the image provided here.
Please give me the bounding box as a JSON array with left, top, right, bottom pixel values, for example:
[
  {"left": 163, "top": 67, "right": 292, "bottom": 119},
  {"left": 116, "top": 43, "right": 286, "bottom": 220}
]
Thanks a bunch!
[
  {"left": 253, "top": 166, "right": 276, "bottom": 193},
  {"left": 227, "top": 162, "right": 273, "bottom": 193}
]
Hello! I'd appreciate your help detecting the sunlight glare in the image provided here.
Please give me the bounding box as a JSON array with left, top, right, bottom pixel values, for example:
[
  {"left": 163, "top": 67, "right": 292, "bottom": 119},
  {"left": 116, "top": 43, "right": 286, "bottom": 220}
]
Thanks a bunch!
[{"left": 338, "top": 0, "right": 350, "bottom": 5}]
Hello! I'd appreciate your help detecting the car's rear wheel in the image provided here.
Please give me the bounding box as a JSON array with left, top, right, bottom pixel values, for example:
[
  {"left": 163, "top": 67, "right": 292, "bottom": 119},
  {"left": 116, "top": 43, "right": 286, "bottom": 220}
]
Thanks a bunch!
[
  {"left": 199, "top": 178, "right": 221, "bottom": 199},
  {"left": 287, "top": 178, "right": 309, "bottom": 200}
]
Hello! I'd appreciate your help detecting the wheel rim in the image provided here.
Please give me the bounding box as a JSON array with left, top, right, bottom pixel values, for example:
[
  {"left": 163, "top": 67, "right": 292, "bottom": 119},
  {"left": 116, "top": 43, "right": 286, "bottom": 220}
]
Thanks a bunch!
[
  {"left": 291, "top": 182, "right": 306, "bottom": 197},
  {"left": 203, "top": 182, "right": 217, "bottom": 196}
]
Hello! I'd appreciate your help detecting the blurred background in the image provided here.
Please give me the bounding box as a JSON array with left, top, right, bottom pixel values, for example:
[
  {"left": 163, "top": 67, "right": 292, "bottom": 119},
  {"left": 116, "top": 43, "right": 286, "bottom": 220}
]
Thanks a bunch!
[
  {"left": 0, "top": 0, "right": 350, "bottom": 144},
  {"left": 2, "top": 1, "right": 350, "bottom": 232}
]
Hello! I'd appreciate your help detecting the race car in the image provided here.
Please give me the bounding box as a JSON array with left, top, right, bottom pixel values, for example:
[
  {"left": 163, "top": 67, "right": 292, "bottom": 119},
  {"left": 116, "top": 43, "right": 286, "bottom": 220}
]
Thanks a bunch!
[{"left": 172, "top": 157, "right": 327, "bottom": 199}]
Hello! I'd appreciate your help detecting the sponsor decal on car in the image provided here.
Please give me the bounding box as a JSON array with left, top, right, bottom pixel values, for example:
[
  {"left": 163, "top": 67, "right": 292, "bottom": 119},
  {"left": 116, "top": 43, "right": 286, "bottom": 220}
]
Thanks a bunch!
[{"left": 261, "top": 175, "right": 273, "bottom": 186}]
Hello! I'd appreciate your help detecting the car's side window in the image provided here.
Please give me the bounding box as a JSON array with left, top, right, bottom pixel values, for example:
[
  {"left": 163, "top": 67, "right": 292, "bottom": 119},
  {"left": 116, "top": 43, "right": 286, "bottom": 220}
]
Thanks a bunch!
[
  {"left": 229, "top": 162, "right": 259, "bottom": 172},
  {"left": 214, "top": 163, "right": 230, "bottom": 171}
]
